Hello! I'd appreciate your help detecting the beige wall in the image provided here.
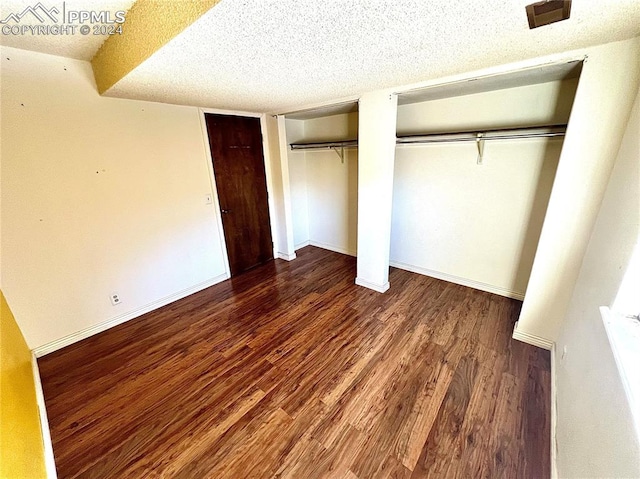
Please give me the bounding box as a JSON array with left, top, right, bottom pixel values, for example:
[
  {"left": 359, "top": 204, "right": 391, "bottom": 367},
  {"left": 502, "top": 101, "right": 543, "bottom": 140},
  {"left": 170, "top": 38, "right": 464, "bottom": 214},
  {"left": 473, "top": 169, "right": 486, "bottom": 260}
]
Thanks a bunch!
[{"left": 0, "top": 46, "right": 228, "bottom": 350}]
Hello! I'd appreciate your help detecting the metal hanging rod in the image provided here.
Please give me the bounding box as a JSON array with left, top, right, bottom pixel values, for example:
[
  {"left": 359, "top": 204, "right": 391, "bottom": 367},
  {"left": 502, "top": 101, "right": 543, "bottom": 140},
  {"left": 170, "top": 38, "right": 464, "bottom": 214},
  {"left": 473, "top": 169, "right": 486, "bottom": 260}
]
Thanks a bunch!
[
  {"left": 288, "top": 125, "right": 567, "bottom": 164},
  {"left": 290, "top": 140, "right": 358, "bottom": 151},
  {"left": 289, "top": 125, "right": 566, "bottom": 150},
  {"left": 395, "top": 125, "right": 567, "bottom": 145},
  {"left": 290, "top": 140, "right": 357, "bottom": 162}
]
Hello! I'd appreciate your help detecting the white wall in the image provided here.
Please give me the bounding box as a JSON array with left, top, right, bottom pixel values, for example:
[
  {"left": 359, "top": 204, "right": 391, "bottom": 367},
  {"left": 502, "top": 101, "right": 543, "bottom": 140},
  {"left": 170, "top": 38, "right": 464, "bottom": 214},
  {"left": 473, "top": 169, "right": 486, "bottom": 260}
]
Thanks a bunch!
[
  {"left": 287, "top": 112, "right": 359, "bottom": 256},
  {"left": 516, "top": 37, "right": 640, "bottom": 345},
  {"left": 0, "top": 46, "right": 229, "bottom": 350},
  {"left": 554, "top": 84, "right": 640, "bottom": 478},
  {"left": 263, "top": 114, "right": 295, "bottom": 260},
  {"left": 391, "top": 79, "right": 575, "bottom": 298},
  {"left": 285, "top": 119, "right": 309, "bottom": 249},
  {"left": 356, "top": 91, "right": 398, "bottom": 292},
  {"left": 396, "top": 79, "right": 577, "bottom": 136}
]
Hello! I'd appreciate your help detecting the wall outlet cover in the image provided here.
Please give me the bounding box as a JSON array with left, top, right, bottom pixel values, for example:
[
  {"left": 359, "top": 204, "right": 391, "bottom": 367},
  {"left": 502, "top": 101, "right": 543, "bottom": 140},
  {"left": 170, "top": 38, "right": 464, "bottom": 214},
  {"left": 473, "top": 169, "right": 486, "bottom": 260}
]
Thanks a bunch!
[{"left": 110, "top": 293, "right": 121, "bottom": 306}]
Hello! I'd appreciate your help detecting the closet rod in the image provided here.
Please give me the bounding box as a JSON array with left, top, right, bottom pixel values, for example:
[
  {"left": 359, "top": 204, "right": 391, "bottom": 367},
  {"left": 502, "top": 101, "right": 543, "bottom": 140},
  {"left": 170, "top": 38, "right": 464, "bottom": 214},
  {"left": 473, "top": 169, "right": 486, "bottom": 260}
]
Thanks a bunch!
[
  {"left": 290, "top": 140, "right": 358, "bottom": 151},
  {"left": 289, "top": 124, "right": 567, "bottom": 150},
  {"left": 396, "top": 125, "right": 567, "bottom": 145}
]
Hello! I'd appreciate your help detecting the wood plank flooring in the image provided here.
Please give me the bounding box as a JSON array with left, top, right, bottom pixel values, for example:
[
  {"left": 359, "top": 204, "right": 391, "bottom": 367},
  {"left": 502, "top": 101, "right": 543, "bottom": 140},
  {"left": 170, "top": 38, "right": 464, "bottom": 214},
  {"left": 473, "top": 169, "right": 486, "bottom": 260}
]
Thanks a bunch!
[{"left": 39, "top": 246, "right": 550, "bottom": 479}]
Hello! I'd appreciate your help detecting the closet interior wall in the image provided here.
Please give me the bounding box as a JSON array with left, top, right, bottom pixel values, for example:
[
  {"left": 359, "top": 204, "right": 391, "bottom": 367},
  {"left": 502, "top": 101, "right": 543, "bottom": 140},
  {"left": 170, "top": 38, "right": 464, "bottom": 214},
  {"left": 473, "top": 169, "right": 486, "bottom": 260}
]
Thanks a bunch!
[
  {"left": 391, "top": 78, "right": 579, "bottom": 299},
  {"left": 283, "top": 77, "right": 578, "bottom": 300},
  {"left": 286, "top": 112, "right": 359, "bottom": 256}
]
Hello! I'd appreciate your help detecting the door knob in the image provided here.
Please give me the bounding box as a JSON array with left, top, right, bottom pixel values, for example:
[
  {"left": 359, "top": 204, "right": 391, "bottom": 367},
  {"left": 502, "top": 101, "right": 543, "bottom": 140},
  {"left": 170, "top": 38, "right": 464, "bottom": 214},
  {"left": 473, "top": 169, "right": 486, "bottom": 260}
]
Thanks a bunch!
[{"left": 221, "top": 209, "right": 231, "bottom": 214}]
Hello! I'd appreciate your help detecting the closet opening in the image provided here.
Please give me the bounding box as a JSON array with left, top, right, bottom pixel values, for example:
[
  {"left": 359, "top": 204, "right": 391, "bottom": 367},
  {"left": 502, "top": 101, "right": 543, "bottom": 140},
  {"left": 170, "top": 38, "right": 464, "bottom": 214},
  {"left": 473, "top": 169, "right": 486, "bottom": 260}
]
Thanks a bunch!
[
  {"left": 390, "top": 60, "right": 582, "bottom": 300},
  {"left": 283, "top": 101, "right": 359, "bottom": 259},
  {"left": 278, "top": 60, "right": 582, "bottom": 300}
]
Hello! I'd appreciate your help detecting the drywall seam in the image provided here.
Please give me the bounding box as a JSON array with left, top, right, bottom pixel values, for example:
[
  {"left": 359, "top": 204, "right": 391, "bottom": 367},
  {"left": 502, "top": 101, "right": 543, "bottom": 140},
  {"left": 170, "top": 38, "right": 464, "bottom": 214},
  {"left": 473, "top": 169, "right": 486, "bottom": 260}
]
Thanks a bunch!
[
  {"left": 512, "top": 321, "right": 554, "bottom": 350},
  {"left": 389, "top": 261, "right": 526, "bottom": 300},
  {"left": 33, "top": 273, "right": 228, "bottom": 357},
  {"left": 30, "top": 354, "right": 57, "bottom": 479},
  {"left": 91, "top": 0, "right": 221, "bottom": 94}
]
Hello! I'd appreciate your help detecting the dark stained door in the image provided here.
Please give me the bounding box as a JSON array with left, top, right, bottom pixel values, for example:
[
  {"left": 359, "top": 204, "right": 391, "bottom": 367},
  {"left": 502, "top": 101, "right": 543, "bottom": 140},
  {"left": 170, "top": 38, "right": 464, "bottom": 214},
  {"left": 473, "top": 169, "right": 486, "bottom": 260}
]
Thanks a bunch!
[{"left": 205, "top": 114, "right": 273, "bottom": 276}]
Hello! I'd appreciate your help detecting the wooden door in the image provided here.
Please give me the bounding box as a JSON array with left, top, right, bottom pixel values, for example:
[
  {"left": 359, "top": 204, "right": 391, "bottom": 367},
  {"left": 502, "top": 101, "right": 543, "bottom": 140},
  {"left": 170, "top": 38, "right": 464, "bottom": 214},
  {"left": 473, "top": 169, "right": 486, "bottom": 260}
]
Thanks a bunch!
[{"left": 205, "top": 114, "right": 273, "bottom": 276}]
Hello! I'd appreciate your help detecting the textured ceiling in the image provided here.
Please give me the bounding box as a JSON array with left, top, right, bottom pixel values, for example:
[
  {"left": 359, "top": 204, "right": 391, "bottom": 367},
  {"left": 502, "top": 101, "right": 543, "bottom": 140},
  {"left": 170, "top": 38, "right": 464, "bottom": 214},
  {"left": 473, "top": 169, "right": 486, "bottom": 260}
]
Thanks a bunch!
[
  {"left": 2, "top": 1, "right": 639, "bottom": 113},
  {"left": 0, "top": 0, "right": 135, "bottom": 60},
  {"left": 106, "top": 0, "right": 640, "bottom": 113}
]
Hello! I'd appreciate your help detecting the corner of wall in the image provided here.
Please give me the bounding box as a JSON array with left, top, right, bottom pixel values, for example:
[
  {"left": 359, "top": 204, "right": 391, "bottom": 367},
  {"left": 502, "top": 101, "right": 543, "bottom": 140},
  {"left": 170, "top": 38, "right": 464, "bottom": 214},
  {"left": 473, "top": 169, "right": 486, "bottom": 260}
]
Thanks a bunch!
[
  {"left": 512, "top": 321, "right": 554, "bottom": 350},
  {"left": 0, "top": 291, "right": 48, "bottom": 479}
]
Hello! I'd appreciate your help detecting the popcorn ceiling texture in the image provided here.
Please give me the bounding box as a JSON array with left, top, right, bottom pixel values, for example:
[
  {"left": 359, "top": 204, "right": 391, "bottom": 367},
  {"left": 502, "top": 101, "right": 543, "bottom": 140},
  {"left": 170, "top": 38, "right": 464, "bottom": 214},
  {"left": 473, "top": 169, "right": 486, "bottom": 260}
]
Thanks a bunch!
[
  {"left": 104, "top": 0, "right": 640, "bottom": 112},
  {"left": 91, "top": 0, "right": 221, "bottom": 93},
  {"left": 0, "top": 0, "right": 135, "bottom": 60},
  {"left": 2, "top": 1, "right": 639, "bottom": 112}
]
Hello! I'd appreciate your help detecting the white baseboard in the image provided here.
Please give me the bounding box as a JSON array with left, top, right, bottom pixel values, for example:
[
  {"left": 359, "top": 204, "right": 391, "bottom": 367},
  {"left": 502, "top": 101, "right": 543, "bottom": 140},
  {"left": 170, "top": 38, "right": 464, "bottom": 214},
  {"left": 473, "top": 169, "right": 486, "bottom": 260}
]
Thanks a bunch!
[
  {"left": 309, "top": 240, "right": 356, "bottom": 257},
  {"left": 355, "top": 277, "right": 390, "bottom": 293},
  {"left": 276, "top": 251, "right": 297, "bottom": 261},
  {"left": 511, "top": 321, "right": 554, "bottom": 350},
  {"left": 31, "top": 353, "right": 57, "bottom": 479},
  {"left": 389, "top": 260, "right": 525, "bottom": 300},
  {"left": 294, "top": 240, "right": 310, "bottom": 250},
  {"left": 550, "top": 343, "right": 558, "bottom": 479},
  {"left": 33, "top": 273, "right": 229, "bottom": 357}
]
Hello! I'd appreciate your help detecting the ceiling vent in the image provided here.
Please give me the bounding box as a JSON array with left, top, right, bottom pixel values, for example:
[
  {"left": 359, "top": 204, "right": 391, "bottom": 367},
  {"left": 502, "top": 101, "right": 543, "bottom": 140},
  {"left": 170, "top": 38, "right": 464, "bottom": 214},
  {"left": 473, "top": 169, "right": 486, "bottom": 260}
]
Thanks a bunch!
[{"left": 526, "top": 0, "right": 571, "bottom": 29}]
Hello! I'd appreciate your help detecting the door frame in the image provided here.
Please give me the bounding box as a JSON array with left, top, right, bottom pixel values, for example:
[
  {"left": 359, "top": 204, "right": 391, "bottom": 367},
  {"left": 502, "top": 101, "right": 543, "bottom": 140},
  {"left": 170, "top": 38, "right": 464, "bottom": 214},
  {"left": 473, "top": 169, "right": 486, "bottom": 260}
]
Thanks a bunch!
[{"left": 198, "top": 108, "right": 279, "bottom": 277}]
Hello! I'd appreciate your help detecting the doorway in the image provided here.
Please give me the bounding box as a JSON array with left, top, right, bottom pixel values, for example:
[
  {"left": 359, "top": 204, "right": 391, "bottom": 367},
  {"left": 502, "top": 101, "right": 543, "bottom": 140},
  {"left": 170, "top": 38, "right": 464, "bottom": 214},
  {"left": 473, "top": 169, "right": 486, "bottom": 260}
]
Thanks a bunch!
[{"left": 204, "top": 114, "right": 273, "bottom": 276}]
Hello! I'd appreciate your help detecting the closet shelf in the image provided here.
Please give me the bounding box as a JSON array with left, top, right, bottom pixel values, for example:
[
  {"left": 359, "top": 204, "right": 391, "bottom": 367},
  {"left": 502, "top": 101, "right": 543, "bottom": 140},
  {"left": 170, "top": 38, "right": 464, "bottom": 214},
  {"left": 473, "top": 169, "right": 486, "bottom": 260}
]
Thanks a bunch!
[{"left": 289, "top": 124, "right": 567, "bottom": 151}]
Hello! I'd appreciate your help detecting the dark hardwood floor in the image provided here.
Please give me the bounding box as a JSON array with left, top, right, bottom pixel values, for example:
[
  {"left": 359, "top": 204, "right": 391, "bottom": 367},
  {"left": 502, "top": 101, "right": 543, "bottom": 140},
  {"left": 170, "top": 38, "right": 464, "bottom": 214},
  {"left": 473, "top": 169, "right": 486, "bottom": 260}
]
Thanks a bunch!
[{"left": 39, "top": 246, "right": 550, "bottom": 479}]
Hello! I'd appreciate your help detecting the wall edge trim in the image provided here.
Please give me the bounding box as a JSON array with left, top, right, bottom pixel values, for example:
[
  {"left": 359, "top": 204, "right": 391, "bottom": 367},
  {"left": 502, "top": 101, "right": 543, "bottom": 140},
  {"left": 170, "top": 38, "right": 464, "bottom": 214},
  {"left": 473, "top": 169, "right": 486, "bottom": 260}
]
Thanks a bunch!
[
  {"left": 31, "top": 353, "right": 57, "bottom": 478},
  {"left": 512, "top": 321, "right": 554, "bottom": 350},
  {"left": 389, "top": 260, "right": 526, "bottom": 300},
  {"left": 33, "top": 273, "right": 229, "bottom": 357},
  {"left": 276, "top": 252, "right": 297, "bottom": 261}
]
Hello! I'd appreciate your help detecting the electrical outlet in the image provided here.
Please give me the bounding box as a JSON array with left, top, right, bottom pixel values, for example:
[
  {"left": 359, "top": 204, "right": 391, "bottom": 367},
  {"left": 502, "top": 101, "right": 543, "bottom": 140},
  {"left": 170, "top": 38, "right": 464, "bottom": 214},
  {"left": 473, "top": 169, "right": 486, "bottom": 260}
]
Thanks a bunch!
[{"left": 110, "top": 293, "right": 121, "bottom": 306}]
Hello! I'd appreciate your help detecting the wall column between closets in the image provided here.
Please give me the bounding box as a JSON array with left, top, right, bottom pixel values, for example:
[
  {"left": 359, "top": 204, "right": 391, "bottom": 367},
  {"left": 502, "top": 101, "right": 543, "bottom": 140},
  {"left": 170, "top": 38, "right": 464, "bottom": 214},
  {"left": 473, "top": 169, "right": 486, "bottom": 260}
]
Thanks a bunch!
[{"left": 355, "top": 90, "right": 398, "bottom": 293}]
